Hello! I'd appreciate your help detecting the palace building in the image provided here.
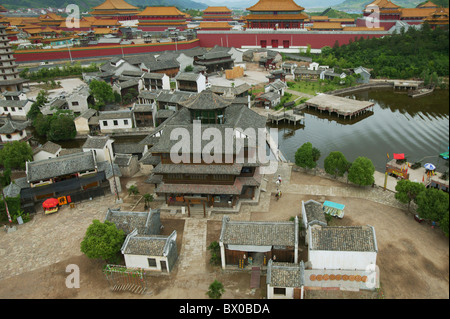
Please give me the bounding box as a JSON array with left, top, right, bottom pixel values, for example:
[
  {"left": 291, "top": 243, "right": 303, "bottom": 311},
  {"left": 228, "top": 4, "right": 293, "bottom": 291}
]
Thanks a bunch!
[
  {"left": 359, "top": 0, "right": 449, "bottom": 29},
  {"left": 244, "top": 0, "right": 309, "bottom": 29},
  {"left": 90, "top": 0, "right": 140, "bottom": 20},
  {"left": 202, "top": 6, "right": 233, "bottom": 21},
  {"left": 137, "top": 6, "right": 188, "bottom": 31}
]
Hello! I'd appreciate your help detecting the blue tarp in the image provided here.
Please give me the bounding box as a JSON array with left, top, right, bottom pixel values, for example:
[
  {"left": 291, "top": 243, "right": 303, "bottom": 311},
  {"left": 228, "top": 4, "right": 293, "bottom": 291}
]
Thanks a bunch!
[{"left": 323, "top": 201, "right": 345, "bottom": 210}]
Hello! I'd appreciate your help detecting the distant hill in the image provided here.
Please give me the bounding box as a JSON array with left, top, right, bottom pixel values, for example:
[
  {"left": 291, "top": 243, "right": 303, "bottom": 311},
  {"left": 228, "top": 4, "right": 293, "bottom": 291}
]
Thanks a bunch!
[
  {"left": 333, "top": 0, "right": 447, "bottom": 11},
  {"left": 0, "top": 0, "right": 102, "bottom": 11},
  {"left": 128, "top": 0, "right": 207, "bottom": 10},
  {"left": 1, "top": 0, "right": 208, "bottom": 11}
]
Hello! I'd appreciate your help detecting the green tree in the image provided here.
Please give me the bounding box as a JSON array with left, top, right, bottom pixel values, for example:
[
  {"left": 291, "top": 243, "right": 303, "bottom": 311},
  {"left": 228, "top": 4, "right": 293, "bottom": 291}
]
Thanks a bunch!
[
  {"left": 89, "top": 79, "right": 116, "bottom": 109},
  {"left": 0, "top": 141, "right": 33, "bottom": 170},
  {"left": 47, "top": 111, "right": 77, "bottom": 142},
  {"left": 143, "top": 193, "right": 154, "bottom": 209},
  {"left": 207, "top": 241, "right": 221, "bottom": 266},
  {"left": 80, "top": 220, "right": 125, "bottom": 263},
  {"left": 324, "top": 151, "right": 350, "bottom": 178},
  {"left": 347, "top": 157, "right": 375, "bottom": 186},
  {"left": 184, "top": 65, "right": 194, "bottom": 72},
  {"left": 394, "top": 180, "right": 426, "bottom": 210},
  {"left": 27, "top": 90, "right": 48, "bottom": 122},
  {"left": 206, "top": 280, "right": 225, "bottom": 299},
  {"left": 128, "top": 185, "right": 139, "bottom": 196},
  {"left": 416, "top": 188, "right": 449, "bottom": 223},
  {"left": 295, "top": 142, "right": 320, "bottom": 171},
  {"left": 33, "top": 113, "right": 51, "bottom": 137}
]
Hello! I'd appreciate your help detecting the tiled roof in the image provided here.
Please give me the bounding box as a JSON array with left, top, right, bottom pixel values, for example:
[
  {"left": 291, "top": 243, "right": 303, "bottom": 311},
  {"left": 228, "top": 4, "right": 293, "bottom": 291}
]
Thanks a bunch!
[
  {"left": 247, "top": 0, "right": 304, "bottom": 12},
  {"left": 244, "top": 13, "right": 308, "bottom": 20},
  {"left": 105, "top": 208, "right": 160, "bottom": 235},
  {"left": 121, "top": 229, "right": 176, "bottom": 257},
  {"left": 303, "top": 200, "right": 327, "bottom": 226},
  {"left": 82, "top": 135, "right": 112, "bottom": 149},
  {"left": 199, "top": 22, "right": 232, "bottom": 29},
  {"left": 156, "top": 179, "right": 243, "bottom": 195},
  {"left": 310, "top": 22, "right": 343, "bottom": 30},
  {"left": 152, "top": 163, "right": 243, "bottom": 175},
  {"left": 92, "top": 0, "right": 138, "bottom": 10},
  {"left": 267, "top": 260, "right": 304, "bottom": 288},
  {"left": 203, "top": 6, "right": 232, "bottom": 13},
  {"left": 400, "top": 8, "right": 437, "bottom": 18},
  {"left": 220, "top": 216, "right": 297, "bottom": 246},
  {"left": 0, "top": 118, "right": 29, "bottom": 134},
  {"left": 33, "top": 141, "right": 61, "bottom": 155},
  {"left": 179, "top": 89, "right": 232, "bottom": 110},
  {"left": 26, "top": 151, "right": 96, "bottom": 182},
  {"left": 137, "top": 6, "right": 185, "bottom": 16},
  {"left": 309, "top": 226, "right": 377, "bottom": 252}
]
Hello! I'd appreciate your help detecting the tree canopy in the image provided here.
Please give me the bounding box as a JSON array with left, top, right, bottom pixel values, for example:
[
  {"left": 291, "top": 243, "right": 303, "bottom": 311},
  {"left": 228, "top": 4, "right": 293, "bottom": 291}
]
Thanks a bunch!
[
  {"left": 0, "top": 141, "right": 33, "bottom": 170},
  {"left": 395, "top": 179, "right": 426, "bottom": 210},
  {"left": 80, "top": 220, "right": 125, "bottom": 263},
  {"left": 324, "top": 151, "right": 350, "bottom": 178},
  {"left": 295, "top": 142, "right": 321, "bottom": 170},
  {"left": 347, "top": 156, "right": 375, "bottom": 186},
  {"left": 316, "top": 24, "right": 449, "bottom": 79},
  {"left": 89, "top": 79, "right": 116, "bottom": 110}
]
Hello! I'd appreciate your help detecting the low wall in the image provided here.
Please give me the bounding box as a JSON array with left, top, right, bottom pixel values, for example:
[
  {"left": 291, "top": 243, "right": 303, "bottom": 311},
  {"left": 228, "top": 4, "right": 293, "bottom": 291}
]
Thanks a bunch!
[
  {"left": 326, "top": 82, "right": 394, "bottom": 96},
  {"left": 197, "top": 31, "right": 387, "bottom": 49},
  {"left": 14, "top": 39, "right": 200, "bottom": 62}
]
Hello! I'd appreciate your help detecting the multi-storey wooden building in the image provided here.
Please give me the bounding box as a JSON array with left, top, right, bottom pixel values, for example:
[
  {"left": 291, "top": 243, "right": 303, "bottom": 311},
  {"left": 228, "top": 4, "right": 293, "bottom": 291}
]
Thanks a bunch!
[
  {"left": 0, "top": 25, "right": 27, "bottom": 93},
  {"left": 245, "top": 0, "right": 308, "bottom": 29},
  {"left": 90, "top": 0, "right": 140, "bottom": 20},
  {"left": 202, "top": 6, "right": 233, "bottom": 21},
  {"left": 137, "top": 6, "right": 187, "bottom": 31},
  {"left": 142, "top": 90, "right": 267, "bottom": 216}
]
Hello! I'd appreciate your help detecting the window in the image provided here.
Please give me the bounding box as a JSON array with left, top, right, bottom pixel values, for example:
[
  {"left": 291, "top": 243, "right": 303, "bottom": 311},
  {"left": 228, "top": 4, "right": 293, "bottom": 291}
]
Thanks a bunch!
[
  {"left": 71, "top": 101, "right": 79, "bottom": 106},
  {"left": 113, "top": 120, "right": 118, "bottom": 126},
  {"left": 103, "top": 121, "right": 108, "bottom": 126},
  {"left": 123, "top": 119, "right": 128, "bottom": 125},
  {"left": 148, "top": 258, "right": 157, "bottom": 267},
  {"left": 273, "top": 288, "right": 286, "bottom": 296}
]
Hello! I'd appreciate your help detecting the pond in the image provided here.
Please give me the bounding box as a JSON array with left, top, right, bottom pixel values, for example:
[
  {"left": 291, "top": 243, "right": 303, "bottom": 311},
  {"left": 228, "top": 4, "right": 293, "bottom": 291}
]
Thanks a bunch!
[{"left": 270, "top": 88, "right": 449, "bottom": 172}]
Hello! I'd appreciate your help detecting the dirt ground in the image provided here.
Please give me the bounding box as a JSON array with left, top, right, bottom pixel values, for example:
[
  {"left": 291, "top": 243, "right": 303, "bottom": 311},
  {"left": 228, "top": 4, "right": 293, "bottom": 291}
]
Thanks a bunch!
[{"left": 0, "top": 169, "right": 448, "bottom": 299}]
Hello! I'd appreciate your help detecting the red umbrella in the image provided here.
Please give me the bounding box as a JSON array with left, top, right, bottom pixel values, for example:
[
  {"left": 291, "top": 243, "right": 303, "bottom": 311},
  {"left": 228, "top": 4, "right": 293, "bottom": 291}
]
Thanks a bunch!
[{"left": 43, "top": 198, "right": 59, "bottom": 209}]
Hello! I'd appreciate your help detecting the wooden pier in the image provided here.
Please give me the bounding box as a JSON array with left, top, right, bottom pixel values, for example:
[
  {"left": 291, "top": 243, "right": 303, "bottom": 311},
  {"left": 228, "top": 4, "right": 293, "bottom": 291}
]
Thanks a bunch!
[
  {"left": 268, "top": 108, "right": 305, "bottom": 125},
  {"left": 304, "top": 94, "right": 374, "bottom": 120}
]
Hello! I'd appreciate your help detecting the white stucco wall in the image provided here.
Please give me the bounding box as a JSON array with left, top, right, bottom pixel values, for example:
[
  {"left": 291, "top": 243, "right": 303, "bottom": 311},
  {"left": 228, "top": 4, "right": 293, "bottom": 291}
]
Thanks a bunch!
[
  {"left": 124, "top": 254, "right": 170, "bottom": 272},
  {"left": 308, "top": 249, "right": 377, "bottom": 271}
]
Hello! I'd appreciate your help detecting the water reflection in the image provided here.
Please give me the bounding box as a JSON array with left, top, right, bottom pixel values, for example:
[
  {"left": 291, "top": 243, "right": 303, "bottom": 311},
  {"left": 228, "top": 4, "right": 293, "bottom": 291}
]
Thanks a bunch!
[{"left": 276, "top": 89, "right": 449, "bottom": 172}]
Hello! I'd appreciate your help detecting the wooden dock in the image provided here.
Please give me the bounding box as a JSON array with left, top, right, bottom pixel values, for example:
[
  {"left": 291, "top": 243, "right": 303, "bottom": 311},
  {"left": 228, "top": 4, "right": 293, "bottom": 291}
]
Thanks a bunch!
[
  {"left": 268, "top": 108, "right": 305, "bottom": 125},
  {"left": 304, "top": 94, "right": 374, "bottom": 120}
]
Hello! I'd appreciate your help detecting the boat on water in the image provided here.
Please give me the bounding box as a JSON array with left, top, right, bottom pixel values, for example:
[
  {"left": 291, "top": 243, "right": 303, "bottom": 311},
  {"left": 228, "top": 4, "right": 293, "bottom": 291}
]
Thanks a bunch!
[{"left": 408, "top": 86, "right": 435, "bottom": 98}]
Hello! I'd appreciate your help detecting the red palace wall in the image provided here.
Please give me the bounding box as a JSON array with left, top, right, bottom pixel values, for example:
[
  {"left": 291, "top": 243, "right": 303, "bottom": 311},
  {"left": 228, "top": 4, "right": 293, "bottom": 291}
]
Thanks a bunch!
[
  {"left": 13, "top": 39, "right": 199, "bottom": 62},
  {"left": 197, "top": 32, "right": 387, "bottom": 49}
]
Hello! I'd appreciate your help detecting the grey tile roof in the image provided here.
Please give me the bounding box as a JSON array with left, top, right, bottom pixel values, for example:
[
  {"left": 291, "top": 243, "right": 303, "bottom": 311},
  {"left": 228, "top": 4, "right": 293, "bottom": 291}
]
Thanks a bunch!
[
  {"left": 114, "top": 153, "right": 133, "bottom": 166},
  {"left": 310, "top": 226, "right": 377, "bottom": 252},
  {"left": 98, "top": 110, "right": 132, "bottom": 120},
  {"left": 0, "top": 118, "right": 29, "bottom": 134},
  {"left": 179, "top": 89, "right": 231, "bottom": 110},
  {"left": 105, "top": 208, "right": 160, "bottom": 235},
  {"left": 33, "top": 141, "right": 61, "bottom": 155},
  {"left": 266, "top": 260, "right": 304, "bottom": 288},
  {"left": 152, "top": 163, "right": 243, "bottom": 175},
  {"left": 26, "top": 151, "right": 96, "bottom": 182},
  {"left": 96, "top": 160, "right": 122, "bottom": 179},
  {"left": 113, "top": 143, "right": 145, "bottom": 155},
  {"left": 303, "top": 200, "right": 327, "bottom": 226},
  {"left": 175, "top": 72, "right": 200, "bottom": 81},
  {"left": 220, "top": 216, "right": 296, "bottom": 247},
  {"left": 82, "top": 135, "right": 112, "bottom": 149}
]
